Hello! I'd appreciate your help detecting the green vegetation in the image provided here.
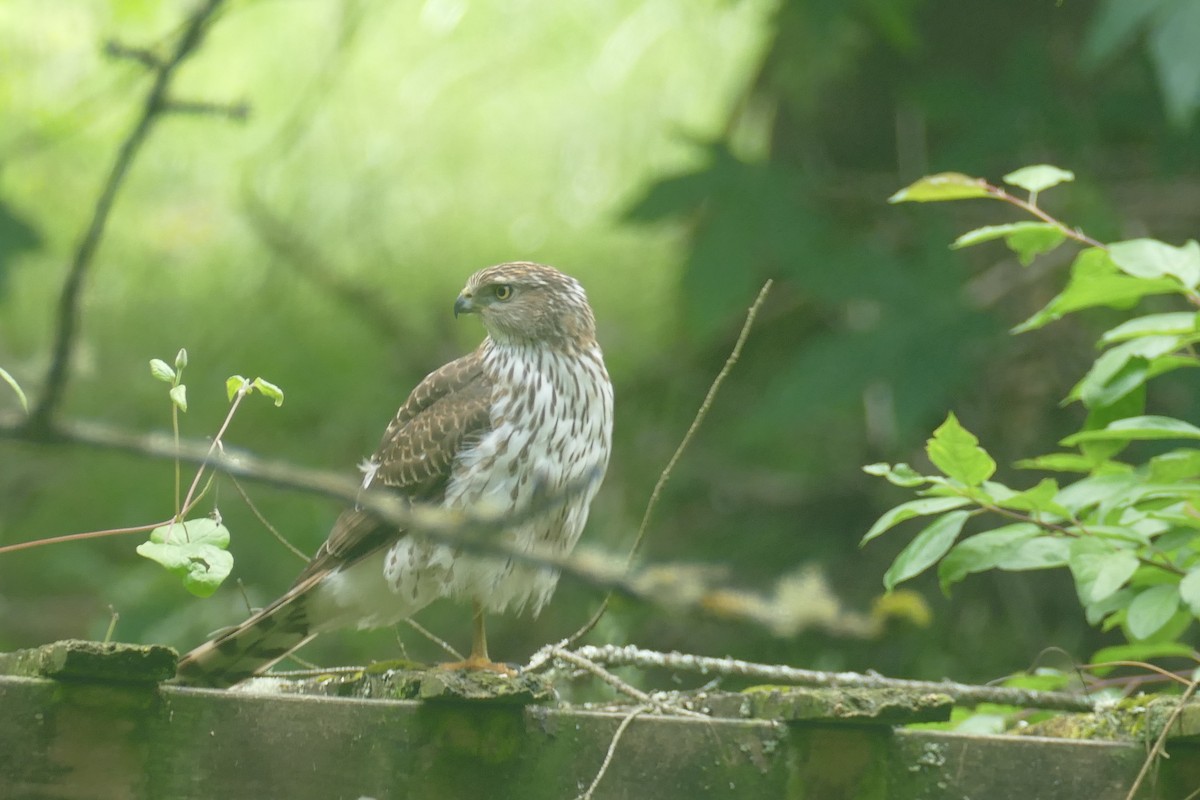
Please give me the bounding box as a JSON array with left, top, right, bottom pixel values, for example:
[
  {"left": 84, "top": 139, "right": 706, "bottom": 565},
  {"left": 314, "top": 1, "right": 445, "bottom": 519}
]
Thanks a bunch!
[{"left": 4, "top": 0, "right": 1200, "bottom": 691}]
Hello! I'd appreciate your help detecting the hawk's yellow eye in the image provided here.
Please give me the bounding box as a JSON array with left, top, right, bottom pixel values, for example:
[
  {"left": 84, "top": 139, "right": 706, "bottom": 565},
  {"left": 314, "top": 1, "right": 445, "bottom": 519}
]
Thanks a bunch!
[{"left": 494, "top": 284, "right": 513, "bottom": 301}]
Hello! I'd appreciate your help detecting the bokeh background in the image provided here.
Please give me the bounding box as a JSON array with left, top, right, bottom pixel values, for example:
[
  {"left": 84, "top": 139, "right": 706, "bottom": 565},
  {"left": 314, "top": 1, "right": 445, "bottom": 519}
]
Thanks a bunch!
[{"left": 3, "top": 0, "right": 1200, "bottom": 684}]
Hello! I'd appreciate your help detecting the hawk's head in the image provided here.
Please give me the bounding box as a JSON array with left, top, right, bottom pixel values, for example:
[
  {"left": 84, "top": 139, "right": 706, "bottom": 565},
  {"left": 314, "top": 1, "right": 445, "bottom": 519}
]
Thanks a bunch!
[{"left": 454, "top": 262, "right": 597, "bottom": 348}]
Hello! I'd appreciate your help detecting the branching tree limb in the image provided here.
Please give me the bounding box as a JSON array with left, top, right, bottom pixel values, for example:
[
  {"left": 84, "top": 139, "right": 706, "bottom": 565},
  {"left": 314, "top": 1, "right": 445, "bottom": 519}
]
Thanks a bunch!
[
  {"left": 29, "top": 0, "right": 229, "bottom": 432},
  {"left": 0, "top": 413, "right": 871, "bottom": 639}
]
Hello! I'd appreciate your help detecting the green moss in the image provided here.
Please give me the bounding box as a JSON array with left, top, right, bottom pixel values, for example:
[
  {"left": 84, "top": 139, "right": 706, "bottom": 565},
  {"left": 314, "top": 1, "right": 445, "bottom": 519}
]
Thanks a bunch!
[
  {"left": 710, "top": 686, "right": 952, "bottom": 724},
  {"left": 0, "top": 640, "right": 177, "bottom": 683},
  {"left": 1015, "top": 695, "right": 1200, "bottom": 742},
  {"left": 274, "top": 665, "right": 556, "bottom": 704}
]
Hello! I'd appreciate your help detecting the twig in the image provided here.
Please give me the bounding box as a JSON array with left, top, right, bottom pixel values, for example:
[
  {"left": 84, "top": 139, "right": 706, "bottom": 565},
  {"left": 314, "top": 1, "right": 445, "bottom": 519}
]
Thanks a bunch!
[
  {"left": 984, "top": 183, "right": 1106, "bottom": 249},
  {"left": 29, "top": 0, "right": 227, "bottom": 432},
  {"left": 566, "top": 279, "right": 773, "bottom": 645},
  {"left": 403, "top": 618, "right": 463, "bottom": 661},
  {"left": 162, "top": 99, "right": 249, "bottom": 120},
  {"left": 103, "top": 606, "right": 120, "bottom": 645},
  {"left": 1083, "top": 660, "right": 1197, "bottom": 689},
  {"left": 0, "top": 519, "right": 168, "bottom": 556},
  {"left": 1124, "top": 678, "right": 1200, "bottom": 800},
  {"left": 226, "top": 474, "right": 310, "bottom": 562},
  {"left": 572, "top": 644, "right": 1099, "bottom": 712},
  {"left": 548, "top": 647, "right": 708, "bottom": 718},
  {"left": 103, "top": 40, "right": 164, "bottom": 71},
  {"left": 630, "top": 279, "right": 773, "bottom": 563},
  {"left": 577, "top": 705, "right": 648, "bottom": 800}
]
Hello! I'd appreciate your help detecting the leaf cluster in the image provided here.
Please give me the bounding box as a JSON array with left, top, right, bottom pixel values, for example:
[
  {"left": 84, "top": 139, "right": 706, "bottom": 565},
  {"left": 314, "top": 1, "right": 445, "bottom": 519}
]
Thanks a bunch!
[{"left": 868, "top": 167, "right": 1200, "bottom": 647}]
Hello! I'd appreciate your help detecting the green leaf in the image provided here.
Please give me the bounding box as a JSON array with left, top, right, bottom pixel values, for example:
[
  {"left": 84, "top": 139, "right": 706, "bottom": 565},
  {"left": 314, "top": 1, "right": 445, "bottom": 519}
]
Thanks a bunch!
[
  {"left": 888, "top": 172, "right": 990, "bottom": 203},
  {"left": 1062, "top": 415, "right": 1200, "bottom": 445},
  {"left": 883, "top": 510, "right": 970, "bottom": 590},
  {"left": 1148, "top": 449, "right": 1200, "bottom": 482},
  {"left": 0, "top": 366, "right": 29, "bottom": 414},
  {"left": 175, "top": 348, "right": 188, "bottom": 371},
  {"left": 1003, "top": 164, "right": 1075, "bottom": 194},
  {"left": 1013, "top": 248, "right": 1180, "bottom": 333},
  {"left": 1126, "top": 584, "right": 1181, "bottom": 639},
  {"left": 1180, "top": 568, "right": 1200, "bottom": 616},
  {"left": 1099, "top": 312, "right": 1200, "bottom": 345},
  {"left": 1069, "top": 545, "right": 1139, "bottom": 604},
  {"left": 1006, "top": 225, "right": 1067, "bottom": 266},
  {"left": 1070, "top": 336, "right": 1181, "bottom": 408},
  {"left": 1054, "top": 472, "right": 1136, "bottom": 515},
  {"left": 1015, "top": 453, "right": 1112, "bottom": 474},
  {"left": 861, "top": 497, "right": 972, "bottom": 545},
  {"left": 951, "top": 222, "right": 1065, "bottom": 266},
  {"left": 169, "top": 384, "right": 187, "bottom": 413},
  {"left": 1148, "top": 0, "right": 1200, "bottom": 128},
  {"left": 226, "top": 375, "right": 247, "bottom": 402},
  {"left": 1109, "top": 238, "right": 1200, "bottom": 289},
  {"left": 996, "top": 536, "right": 1072, "bottom": 571},
  {"left": 1077, "top": 383, "right": 1145, "bottom": 463},
  {"left": 994, "top": 478, "right": 1069, "bottom": 517},
  {"left": 252, "top": 377, "right": 285, "bottom": 407},
  {"left": 1081, "top": 0, "right": 1170, "bottom": 71},
  {"left": 1087, "top": 588, "right": 1135, "bottom": 627},
  {"left": 150, "top": 358, "right": 176, "bottom": 383},
  {"left": 938, "top": 523, "right": 1041, "bottom": 594},
  {"left": 862, "top": 462, "right": 928, "bottom": 488},
  {"left": 926, "top": 413, "right": 996, "bottom": 486},
  {"left": 136, "top": 518, "right": 234, "bottom": 598}
]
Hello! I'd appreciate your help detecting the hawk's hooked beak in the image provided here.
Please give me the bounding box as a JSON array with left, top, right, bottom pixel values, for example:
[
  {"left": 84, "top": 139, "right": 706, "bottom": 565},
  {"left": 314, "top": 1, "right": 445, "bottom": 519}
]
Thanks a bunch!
[{"left": 453, "top": 292, "right": 475, "bottom": 318}]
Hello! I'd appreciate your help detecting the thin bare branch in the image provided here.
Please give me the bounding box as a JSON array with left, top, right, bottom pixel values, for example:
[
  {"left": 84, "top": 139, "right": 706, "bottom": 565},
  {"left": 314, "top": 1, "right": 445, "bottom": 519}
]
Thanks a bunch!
[
  {"left": 577, "top": 705, "right": 648, "bottom": 800},
  {"left": 103, "top": 40, "right": 164, "bottom": 71},
  {"left": 226, "top": 474, "right": 310, "bottom": 562},
  {"left": 571, "top": 644, "right": 1099, "bottom": 712},
  {"left": 403, "top": 618, "right": 464, "bottom": 661},
  {"left": 0, "top": 518, "right": 167, "bottom": 556},
  {"left": 566, "top": 279, "right": 773, "bottom": 645},
  {"left": 30, "top": 0, "right": 228, "bottom": 431},
  {"left": 548, "top": 646, "right": 707, "bottom": 718},
  {"left": 163, "top": 99, "right": 250, "bottom": 120}
]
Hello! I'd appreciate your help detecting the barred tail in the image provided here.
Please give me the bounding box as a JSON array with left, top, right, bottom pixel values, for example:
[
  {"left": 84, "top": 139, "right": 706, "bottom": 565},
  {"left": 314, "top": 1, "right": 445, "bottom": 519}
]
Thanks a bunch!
[{"left": 174, "top": 583, "right": 316, "bottom": 688}]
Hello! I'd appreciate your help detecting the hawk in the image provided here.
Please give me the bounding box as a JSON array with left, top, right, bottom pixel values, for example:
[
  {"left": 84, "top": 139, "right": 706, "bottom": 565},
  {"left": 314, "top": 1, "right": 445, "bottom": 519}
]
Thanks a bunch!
[{"left": 176, "top": 263, "right": 613, "bottom": 686}]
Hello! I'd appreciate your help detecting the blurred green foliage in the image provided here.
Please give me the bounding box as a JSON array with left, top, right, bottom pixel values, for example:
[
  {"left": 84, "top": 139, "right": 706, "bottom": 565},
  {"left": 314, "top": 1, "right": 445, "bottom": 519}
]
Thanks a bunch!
[{"left": 3, "top": 0, "right": 1200, "bottom": 685}]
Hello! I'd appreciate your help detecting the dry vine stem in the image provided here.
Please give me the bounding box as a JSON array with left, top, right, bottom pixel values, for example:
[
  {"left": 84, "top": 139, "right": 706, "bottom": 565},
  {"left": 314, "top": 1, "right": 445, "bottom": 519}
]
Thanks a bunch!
[
  {"left": 567, "top": 278, "right": 773, "bottom": 645},
  {"left": 576, "top": 706, "right": 647, "bottom": 800}
]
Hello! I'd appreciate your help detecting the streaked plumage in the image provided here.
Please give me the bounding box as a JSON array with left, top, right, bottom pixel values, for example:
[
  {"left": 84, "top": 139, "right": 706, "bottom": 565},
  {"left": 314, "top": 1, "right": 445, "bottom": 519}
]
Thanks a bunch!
[{"left": 176, "top": 263, "right": 613, "bottom": 686}]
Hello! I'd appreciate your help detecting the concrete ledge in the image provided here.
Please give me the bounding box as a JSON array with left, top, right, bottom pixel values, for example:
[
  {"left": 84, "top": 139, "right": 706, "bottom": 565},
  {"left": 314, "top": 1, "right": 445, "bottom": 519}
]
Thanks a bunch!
[{"left": 1, "top": 641, "right": 1199, "bottom": 799}]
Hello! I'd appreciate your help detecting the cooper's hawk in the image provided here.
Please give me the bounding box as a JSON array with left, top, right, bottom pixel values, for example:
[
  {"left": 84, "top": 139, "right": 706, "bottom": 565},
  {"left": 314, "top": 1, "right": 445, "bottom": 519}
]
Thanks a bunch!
[{"left": 176, "top": 263, "right": 613, "bottom": 686}]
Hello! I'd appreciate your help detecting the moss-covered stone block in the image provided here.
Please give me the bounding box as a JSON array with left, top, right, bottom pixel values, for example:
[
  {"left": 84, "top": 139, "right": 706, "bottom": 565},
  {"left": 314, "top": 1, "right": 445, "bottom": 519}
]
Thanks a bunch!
[
  {"left": 703, "top": 686, "right": 953, "bottom": 724},
  {"left": 250, "top": 664, "right": 556, "bottom": 704},
  {"left": 0, "top": 639, "right": 177, "bottom": 683},
  {"left": 1020, "top": 696, "right": 1200, "bottom": 743}
]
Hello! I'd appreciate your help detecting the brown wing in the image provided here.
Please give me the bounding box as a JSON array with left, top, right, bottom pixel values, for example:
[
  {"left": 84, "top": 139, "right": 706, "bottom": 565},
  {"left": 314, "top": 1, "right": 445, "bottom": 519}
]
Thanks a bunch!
[{"left": 291, "top": 351, "right": 493, "bottom": 585}]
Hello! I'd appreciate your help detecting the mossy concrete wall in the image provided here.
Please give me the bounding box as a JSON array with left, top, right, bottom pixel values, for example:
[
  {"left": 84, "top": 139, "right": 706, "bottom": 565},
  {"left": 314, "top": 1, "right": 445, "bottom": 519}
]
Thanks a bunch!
[{"left": 1, "top": 641, "right": 1199, "bottom": 799}]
